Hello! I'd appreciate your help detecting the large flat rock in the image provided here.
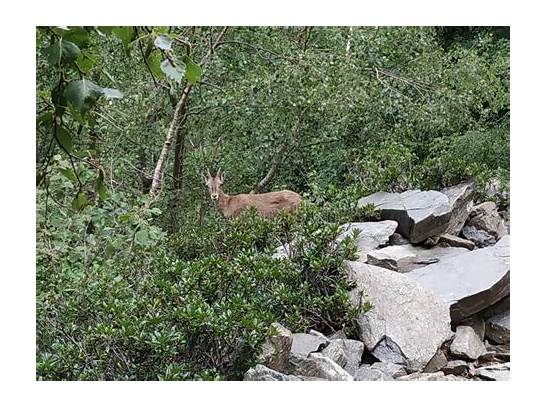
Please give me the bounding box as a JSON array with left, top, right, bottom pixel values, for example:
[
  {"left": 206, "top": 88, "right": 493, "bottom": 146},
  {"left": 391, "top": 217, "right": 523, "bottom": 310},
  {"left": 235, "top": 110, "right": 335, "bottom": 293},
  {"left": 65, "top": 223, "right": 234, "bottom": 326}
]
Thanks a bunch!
[
  {"left": 336, "top": 221, "right": 398, "bottom": 261},
  {"left": 406, "top": 235, "right": 510, "bottom": 323},
  {"left": 244, "top": 365, "right": 301, "bottom": 381},
  {"left": 357, "top": 183, "right": 473, "bottom": 243},
  {"left": 345, "top": 261, "right": 452, "bottom": 372},
  {"left": 366, "top": 244, "right": 468, "bottom": 273}
]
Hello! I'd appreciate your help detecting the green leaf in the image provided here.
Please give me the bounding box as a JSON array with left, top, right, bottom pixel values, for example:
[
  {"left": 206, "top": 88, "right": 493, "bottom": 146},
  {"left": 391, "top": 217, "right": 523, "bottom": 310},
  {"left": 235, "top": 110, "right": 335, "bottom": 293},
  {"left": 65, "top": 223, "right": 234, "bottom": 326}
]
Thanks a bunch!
[
  {"left": 75, "top": 51, "right": 96, "bottom": 73},
  {"left": 146, "top": 50, "right": 166, "bottom": 79},
  {"left": 96, "top": 170, "right": 109, "bottom": 200},
  {"left": 46, "top": 39, "right": 81, "bottom": 67},
  {"left": 59, "top": 167, "right": 77, "bottom": 182},
  {"left": 63, "top": 27, "right": 90, "bottom": 48},
  {"left": 135, "top": 229, "right": 150, "bottom": 246},
  {"left": 64, "top": 79, "right": 103, "bottom": 114},
  {"left": 112, "top": 26, "right": 135, "bottom": 54},
  {"left": 154, "top": 35, "right": 173, "bottom": 51},
  {"left": 182, "top": 55, "right": 202, "bottom": 84},
  {"left": 97, "top": 26, "right": 114, "bottom": 35},
  {"left": 56, "top": 127, "right": 73, "bottom": 153},
  {"left": 101, "top": 88, "right": 124, "bottom": 99},
  {"left": 160, "top": 59, "right": 184, "bottom": 82},
  {"left": 37, "top": 111, "right": 54, "bottom": 127},
  {"left": 71, "top": 191, "right": 87, "bottom": 211}
]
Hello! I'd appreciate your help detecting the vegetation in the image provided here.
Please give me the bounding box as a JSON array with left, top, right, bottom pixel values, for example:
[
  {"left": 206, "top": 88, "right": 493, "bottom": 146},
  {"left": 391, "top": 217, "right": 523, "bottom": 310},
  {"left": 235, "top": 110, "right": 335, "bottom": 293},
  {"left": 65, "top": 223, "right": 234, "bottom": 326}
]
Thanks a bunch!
[{"left": 36, "top": 26, "right": 509, "bottom": 380}]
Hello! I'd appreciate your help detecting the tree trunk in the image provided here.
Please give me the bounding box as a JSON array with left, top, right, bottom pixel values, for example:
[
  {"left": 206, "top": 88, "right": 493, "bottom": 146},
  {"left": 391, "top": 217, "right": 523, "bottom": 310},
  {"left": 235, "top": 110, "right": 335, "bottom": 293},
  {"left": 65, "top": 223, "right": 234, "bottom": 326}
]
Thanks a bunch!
[{"left": 251, "top": 144, "right": 289, "bottom": 193}]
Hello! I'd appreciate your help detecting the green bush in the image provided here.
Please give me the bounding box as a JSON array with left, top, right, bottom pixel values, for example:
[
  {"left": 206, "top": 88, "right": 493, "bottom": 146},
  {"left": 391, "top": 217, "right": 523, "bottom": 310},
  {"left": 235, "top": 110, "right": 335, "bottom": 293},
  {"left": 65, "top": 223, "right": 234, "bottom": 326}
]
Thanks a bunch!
[{"left": 37, "top": 201, "right": 372, "bottom": 380}]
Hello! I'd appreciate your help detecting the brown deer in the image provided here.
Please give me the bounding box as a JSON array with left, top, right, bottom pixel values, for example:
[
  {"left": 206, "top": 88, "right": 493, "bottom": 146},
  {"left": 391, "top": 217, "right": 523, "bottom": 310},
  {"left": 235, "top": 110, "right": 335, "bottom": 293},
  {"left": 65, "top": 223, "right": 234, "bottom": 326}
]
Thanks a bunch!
[{"left": 203, "top": 169, "right": 302, "bottom": 218}]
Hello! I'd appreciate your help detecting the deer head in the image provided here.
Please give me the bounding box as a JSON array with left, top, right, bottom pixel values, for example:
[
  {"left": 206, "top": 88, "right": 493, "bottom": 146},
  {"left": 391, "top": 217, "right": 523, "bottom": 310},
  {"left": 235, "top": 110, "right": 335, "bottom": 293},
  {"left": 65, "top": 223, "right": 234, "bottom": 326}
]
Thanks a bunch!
[{"left": 203, "top": 168, "right": 224, "bottom": 202}]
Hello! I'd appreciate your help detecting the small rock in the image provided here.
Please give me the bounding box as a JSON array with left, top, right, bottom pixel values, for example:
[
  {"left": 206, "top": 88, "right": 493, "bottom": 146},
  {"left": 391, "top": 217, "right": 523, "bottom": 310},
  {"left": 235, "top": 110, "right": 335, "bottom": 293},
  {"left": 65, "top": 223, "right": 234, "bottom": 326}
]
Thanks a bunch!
[
  {"left": 288, "top": 353, "right": 353, "bottom": 381},
  {"left": 397, "top": 372, "right": 466, "bottom": 381},
  {"left": 389, "top": 232, "right": 410, "bottom": 246},
  {"left": 437, "top": 233, "right": 475, "bottom": 250},
  {"left": 462, "top": 201, "right": 507, "bottom": 247},
  {"left": 458, "top": 315, "right": 486, "bottom": 341},
  {"left": 450, "top": 326, "right": 488, "bottom": 360},
  {"left": 318, "top": 341, "right": 347, "bottom": 368},
  {"left": 354, "top": 365, "right": 393, "bottom": 381},
  {"left": 257, "top": 322, "right": 293, "bottom": 372},
  {"left": 290, "top": 333, "right": 329, "bottom": 357},
  {"left": 423, "top": 349, "right": 448, "bottom": 373},
  {"left": 486, "top": 310, "right": 510, "bottom": 344},
  {"left": 473, "top": 362, "right": 510, "bottom": 381},
  {"left": 442, "top": 360, "right": 469, "bottom": 376},
  {"left": 371, "top": 362, "right": 407, "bottom": 379},
  {"left": 244, "top": 365, "right": 301, "bottom": 381},
  {"left": 461, "top": 225, "right": 497, "bottom": 247},
  {"left": 318, "top": 339, "right": 364, "bottom": 376},
  {"left": 441, "top": 182, "right": 475, "bottom": 235},
  {"left": 309, "top": 329, "right": 330, "bottom": 343}
]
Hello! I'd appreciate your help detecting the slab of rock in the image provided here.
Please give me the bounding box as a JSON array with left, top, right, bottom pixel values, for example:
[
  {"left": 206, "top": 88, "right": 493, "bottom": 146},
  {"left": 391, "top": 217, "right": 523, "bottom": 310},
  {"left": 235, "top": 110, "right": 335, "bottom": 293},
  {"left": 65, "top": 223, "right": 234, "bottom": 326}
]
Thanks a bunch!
[
  {"left": 461, "top": 225, "right": 497, "bottom": 248},
  {"left": 442, "top": 360, "right": 469, "bottom": 376},
  {"left": 318, "top": 339, "right": 364, "bottom": 376},
  {"left": 244, "top": 365, "right": 301, "bottom": 381},
  {"left": 480, "top": 296, "right": 510, "bottom": 320},
  {"left": 450, "top": 326, "right": 488, "bottom": 360},
  {"left": 371, "top": 362, "right": 407, "bottom": 379},
  {"left": 396, "top": 372, "right": 466, "bottom": 381},
  {"left": 288, "top": 353, "right": 353, "bottom": 381},
  {"left": 474, "top": 362, "right": 510, "bottom": 381},
  {"left": 336, "top": 221, "right": 398, "bottom": 261},
  {"left": 438, "top": 233, "right": 475, "bottom": 250},
  {"left": 318, "top": 341, "right": 347, "bottom": 369},
  {"left": 345, "top": 261, "right": 452, "bottom": 372},
  {"left": 357, "top": 190, "right": 453, "bottom": 243},
  {"left": 290, "top": 333, "right": 329, "bottom": 357},
  {"left": 423, "top": 349, "right": 448, "bottom": 373},
  {"left": 441, "top": 182, "right": 475, "bottom": 235},
  {"left": 389, "top": 232, "right": 410, "bottom": 246},
  {"left": 354, "top": 365, "right": 393, "bottom": 381},
  {"left": 486, "top": 311, "right": 510, "bottom": 344},
  {"left": 366, "top": 244, "right": 468, "bottom": 273},
  {"left": 257, "top": 322, "right": 292, "bottom": 372},
  {"left": 406, "top": 236, "right": 510, "bottom": 322}
]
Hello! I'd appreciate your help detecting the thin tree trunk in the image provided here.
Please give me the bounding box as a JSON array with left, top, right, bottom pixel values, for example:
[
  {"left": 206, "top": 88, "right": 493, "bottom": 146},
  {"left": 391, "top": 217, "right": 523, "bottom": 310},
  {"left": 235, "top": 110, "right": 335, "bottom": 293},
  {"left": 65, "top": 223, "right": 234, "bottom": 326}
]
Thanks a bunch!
[{"left": 251, "top": 144, "right": 289, "bottom": 193}]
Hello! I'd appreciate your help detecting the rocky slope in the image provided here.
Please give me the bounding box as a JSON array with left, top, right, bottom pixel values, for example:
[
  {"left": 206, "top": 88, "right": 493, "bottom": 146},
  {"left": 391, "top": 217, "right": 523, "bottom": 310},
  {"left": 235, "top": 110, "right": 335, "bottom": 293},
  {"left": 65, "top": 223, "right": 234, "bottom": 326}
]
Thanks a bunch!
[{"left": 246, "top": 182, "right": 510, "bottom": 381}]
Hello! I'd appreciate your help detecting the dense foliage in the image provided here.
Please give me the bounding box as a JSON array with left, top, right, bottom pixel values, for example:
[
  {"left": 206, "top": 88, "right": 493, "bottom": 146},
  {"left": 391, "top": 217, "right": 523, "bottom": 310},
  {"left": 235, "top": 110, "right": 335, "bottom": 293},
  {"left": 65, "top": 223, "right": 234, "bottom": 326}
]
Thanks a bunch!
[{"left": 36, "top": 26, "right": 509, "bottom": 380}]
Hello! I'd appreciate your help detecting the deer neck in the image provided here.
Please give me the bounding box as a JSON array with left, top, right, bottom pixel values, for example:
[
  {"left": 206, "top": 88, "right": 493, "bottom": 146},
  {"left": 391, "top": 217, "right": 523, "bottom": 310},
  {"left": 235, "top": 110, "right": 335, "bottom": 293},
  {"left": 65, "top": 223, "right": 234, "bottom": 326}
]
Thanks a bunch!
[{"left": 216, "top": 189, "right": 232, "bottom": 216}]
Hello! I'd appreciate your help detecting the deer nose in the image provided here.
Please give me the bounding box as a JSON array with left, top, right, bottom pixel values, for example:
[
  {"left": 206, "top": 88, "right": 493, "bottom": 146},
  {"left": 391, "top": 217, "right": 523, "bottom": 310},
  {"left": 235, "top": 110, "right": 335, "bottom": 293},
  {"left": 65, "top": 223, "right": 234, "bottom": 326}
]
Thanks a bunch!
[{"left": 211, "top": 194, "right": 219, "bottom": 201}]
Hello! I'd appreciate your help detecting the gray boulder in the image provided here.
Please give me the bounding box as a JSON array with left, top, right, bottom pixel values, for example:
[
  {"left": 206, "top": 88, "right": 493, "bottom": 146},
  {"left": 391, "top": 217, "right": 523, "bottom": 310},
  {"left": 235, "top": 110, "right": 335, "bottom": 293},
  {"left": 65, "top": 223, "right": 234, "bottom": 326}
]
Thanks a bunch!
[
  {"left": 290, "top": 333, "right": 329, "bottom": 357},
  {"left": 442, "top": 360, "right": 469, "bottom": 376},
  {"left": 328, "top": 330, "right": 347, "bottom": 340},
  {"left": 244, "top": 365, "right": 301, "bottom": 381},
  {"left": 462, "top": 202, "right": 508, "bottom": 247},
  {"left": 345, "top": 261, "right": 452, "bottom": 372},
  {"left": 357, "top": 183, "right": 473, "bottom": 243},
  {"left": 458, "top": 315, "right": 486, "bottom": 341},
  {"left": 336, "top": 221, "right": 398, "bottom": 261},
  {"left": 450, "top": 326, "right": 488, "bottom": 360},
  {"left": 396, "top": 372, "right": 467, "bottom": 381},
  {"left": 288, "top": 353, "right": 353, "bottom": 381},
  {"left": 486, "top": 310, "right": 510, "bottom": 344},
  {"left": 366, "top": 244, "right": 468, "bottom": 273},
  {"left": 406, "top": 235, "right": 510, "bottom": 322},
  {"left": 354, "top": 365, "right": 393, "bottom": 381},
  {"left": 257, "top": 322, "right": 292, "bottom": 372}
]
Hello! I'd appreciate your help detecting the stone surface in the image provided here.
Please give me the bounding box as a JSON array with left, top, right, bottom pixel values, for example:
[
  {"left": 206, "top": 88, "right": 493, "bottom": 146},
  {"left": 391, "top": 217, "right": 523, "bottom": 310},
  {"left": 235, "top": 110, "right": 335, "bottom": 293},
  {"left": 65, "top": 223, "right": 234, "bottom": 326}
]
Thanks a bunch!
[
  {"left": 357, "top": 190, "right": 453, "bottom": 243},
  {"left": 396, "top": 372, "right": 467, "bottom": 381},
  {"left": 288, "top": 353, "right": 353, "bottom": 381},
  {"left": 474, "top": 363, "right": 510, "bottom": 381},
  {"left": 345, "top": 261, "right": 452, "bottom": 372},
  {"left": 463, "top": 202, "right": 508, "bottom": 247},
  {"left": 257, "top": 322, "right": 293, "bottom": 372},
  {"left": 486, "top": 310, "right": 510, "bottom": 344},
  {"left": 442, "top": 360, "right": 469, "bottom": 376},
  {"left": 354, "top": 365, "right": 393, "bottom": 381},
  {"left": 406, "top": 235, "right": 510, "bottom": 322},
  {"left": 389, "top": 232, "right": 410, "bottom": 246},
  {"left": 450, "top": 326, "right": 488, "bottom": 360},
  {"left": 328, "top": 330, "right": 347, "bottom": 340},
  {"left": 366, "top": 244, "right": 468, "bottom": 273},
  {"left": 336, "top": 221, "right": 398, "bottom": 261},
  {"left": 244, "top": 365, "right": 301, "bottom": 381},
  {"left": 318, "top": 339, "right": 364, "bottom": 376},
  {"left": 423, "top": 349, "right": 448, "bottom": 373},
  {"left": 441, "top": 182, "right": 475, "bottom": 235},
  {"left": 318, "top": 341, "right": 347, "bottom": 369},
  {"left": 458, "top": 315, "right": 486, "bottom": 341},
  {"left": 290, "top": 333, "right": 329, "bottom": 357},
  {"left": 438, "top": 233, "right": 475, "bottom": 250},
  {"left": 371, "top": 362, "right": 407, "bottom": 379}
]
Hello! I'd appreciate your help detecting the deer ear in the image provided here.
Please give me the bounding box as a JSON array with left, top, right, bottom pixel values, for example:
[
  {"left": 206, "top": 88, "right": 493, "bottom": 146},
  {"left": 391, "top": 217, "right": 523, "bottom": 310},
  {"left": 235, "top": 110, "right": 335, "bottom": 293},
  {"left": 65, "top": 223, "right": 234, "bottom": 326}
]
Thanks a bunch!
[
  {"left": 202, "top": 173, "right": 208, "bottom": 184},
  {"left": 218, "top": 172, "right": 225, "bottom": 184}
]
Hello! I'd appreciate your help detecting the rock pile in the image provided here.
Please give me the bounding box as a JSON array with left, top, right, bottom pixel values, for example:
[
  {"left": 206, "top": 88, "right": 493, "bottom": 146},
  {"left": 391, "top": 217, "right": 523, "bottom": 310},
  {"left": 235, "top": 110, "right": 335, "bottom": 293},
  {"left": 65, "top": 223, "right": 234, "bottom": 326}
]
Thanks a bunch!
[{"left": 247, "top": 181, "right": 510, "bottom": 381}]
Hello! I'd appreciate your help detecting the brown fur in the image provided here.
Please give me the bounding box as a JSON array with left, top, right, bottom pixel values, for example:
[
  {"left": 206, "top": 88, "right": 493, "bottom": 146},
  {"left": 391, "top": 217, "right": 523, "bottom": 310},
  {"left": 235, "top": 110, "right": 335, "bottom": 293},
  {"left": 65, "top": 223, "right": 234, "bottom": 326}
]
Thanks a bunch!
[{"left": 204, "top": 172, "right": 302, "bottom": 218}]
